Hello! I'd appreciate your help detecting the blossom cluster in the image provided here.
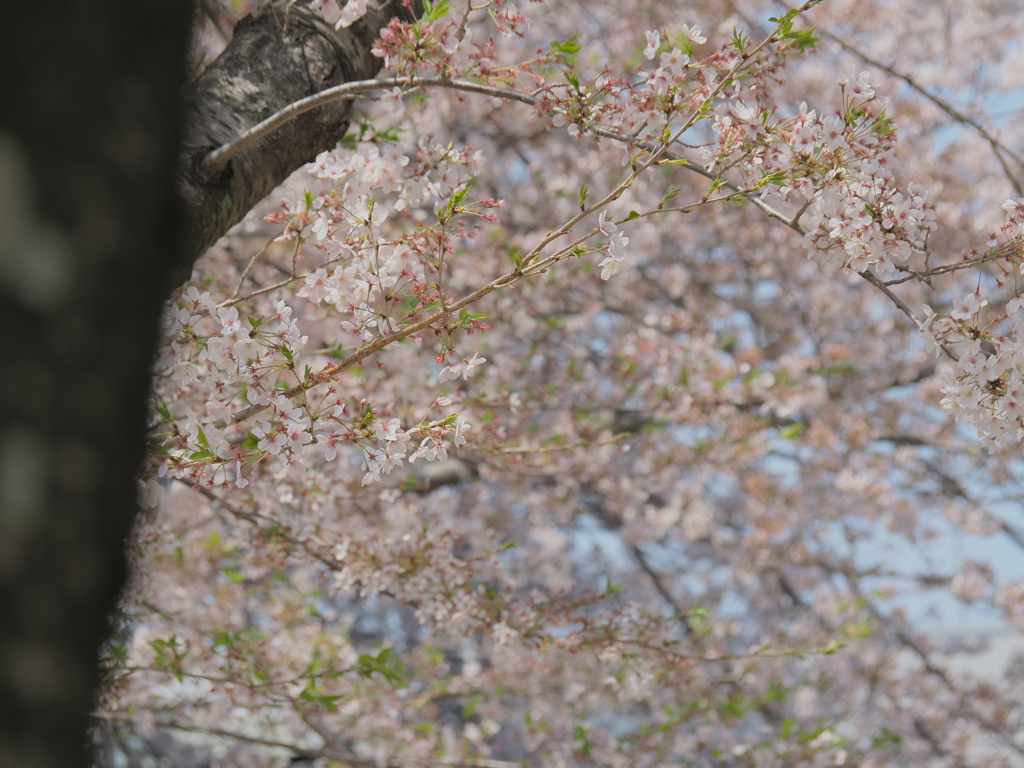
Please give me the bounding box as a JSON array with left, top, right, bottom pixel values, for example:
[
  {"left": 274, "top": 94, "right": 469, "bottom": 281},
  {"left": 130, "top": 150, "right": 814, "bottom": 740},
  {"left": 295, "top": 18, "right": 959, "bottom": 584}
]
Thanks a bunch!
[
  {"left": 308, "top": 0, "right": 368, "bottom": 29},
  {"left": 706, "top": 70, "right": 938, "bottom": 275},
  {"left": 149, "top": 128, "right": 499, "bottom": 489},
  {"left": 936, "top": 332, "right": 1024, "bottom": 445},
  {"left": 926, "top": 199, "right": 1024, "bottom": 445},
  {"left": 152, "top": 286, "right": 479, "bottom": 489}
]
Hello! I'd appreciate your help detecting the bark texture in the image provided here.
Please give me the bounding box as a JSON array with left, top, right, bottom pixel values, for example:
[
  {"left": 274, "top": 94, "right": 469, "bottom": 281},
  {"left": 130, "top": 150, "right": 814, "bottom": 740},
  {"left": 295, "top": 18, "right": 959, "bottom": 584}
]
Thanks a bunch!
[
  {"left": 176, "top": 1, "right": 423, "bottom": 285},
  {"left": 0, "top": 2, "right": 192, "bottom": 767}
]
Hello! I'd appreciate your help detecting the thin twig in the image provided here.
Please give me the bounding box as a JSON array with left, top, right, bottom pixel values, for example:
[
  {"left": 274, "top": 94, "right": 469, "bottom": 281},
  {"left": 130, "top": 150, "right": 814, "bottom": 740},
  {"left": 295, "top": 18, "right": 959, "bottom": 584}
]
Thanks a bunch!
[{"left": 223, "top": 237, "right": 275, "bottom": 304}]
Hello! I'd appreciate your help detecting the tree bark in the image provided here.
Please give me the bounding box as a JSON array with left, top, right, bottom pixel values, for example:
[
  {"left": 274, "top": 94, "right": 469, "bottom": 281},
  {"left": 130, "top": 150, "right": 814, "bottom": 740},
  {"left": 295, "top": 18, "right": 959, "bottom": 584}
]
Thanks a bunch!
[
  {"left": 0, "top": 3, "right": 192, "bottom": 767},
  {"left": 175, "top": 1, "right": 423, "bottom": 286}
]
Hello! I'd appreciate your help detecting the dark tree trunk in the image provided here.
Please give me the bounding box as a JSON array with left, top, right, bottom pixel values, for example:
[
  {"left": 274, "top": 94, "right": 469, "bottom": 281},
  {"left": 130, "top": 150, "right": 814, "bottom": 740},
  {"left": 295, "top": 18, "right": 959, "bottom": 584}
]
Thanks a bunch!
[
  {"left": 0, "top": 1, "right": 421, "bottom": 765},
  {"left": 0, "top": 2, "right": 192, "bottom": 767},
  {"left": 175, "top": 1, "right": 423, "bottom": 286}
]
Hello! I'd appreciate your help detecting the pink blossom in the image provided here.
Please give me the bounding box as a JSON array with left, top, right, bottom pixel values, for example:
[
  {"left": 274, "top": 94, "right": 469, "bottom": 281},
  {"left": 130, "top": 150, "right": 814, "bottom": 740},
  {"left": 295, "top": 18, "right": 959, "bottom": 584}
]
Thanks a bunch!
[
  {"left": 254, "top": 427, "right": 287, "bottom": 455},
  {"left": 951, "top": 292, "right": 988, "bottom": 321},
  {"left": 643, "top": 30, "right": 660, "bottom": 60}
]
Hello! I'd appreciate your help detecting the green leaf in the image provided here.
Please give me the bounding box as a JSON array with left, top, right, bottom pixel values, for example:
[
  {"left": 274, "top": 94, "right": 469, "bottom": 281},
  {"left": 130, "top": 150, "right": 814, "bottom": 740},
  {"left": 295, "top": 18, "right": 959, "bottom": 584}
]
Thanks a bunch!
[
  {"left": 786, "top": 26, "right": 819, "bottom": 51},
  {"left": 356, "top": 647, "right": 406, "bottom": 687},
  {"left": 148, "top": 635, "right": 188, "bottom": 681},
  {"left": 439, "top": 185, "right": 470, "bottom": 222},
  {"left": 626, "top": 210, "right": 640, "bottom": 220},
  {"left": 457, "top": 309, "right": 488, "bottom": 323},
  {"left": 755, "top": 169, "right": 789, "bottom": 188},
  {"left": 462, "top": 692, "right": 485, "bottom": 718},
  {"left": 375, "top": 126, "right": 403, "bottom": 143},
  {"left": 148, "top": 440, "right": 169, "bottom": 456},
  {"left": 842, "top": 617, "right": 875, "bottom": 639},
  {"left": 449, "top": 185, "right": 469, "bottom": 210},
  {"left": 602, "top": 577, "right": 624, "bottom": 595},
  {"left": 780, "top": 422, "right": 807, "bottom": 440},
  {"left": 339, "top": 130, "right": 358, "bottom": 150},
  {"left": 730, "top": 27, "right": 749, "bottom": 55},
  {"left": 871, "top": 726, "right": 903, "bottom": 748},
  {"left": 548, "top": 35, "right": 582, "bottom": 56},
  {"left": 107, "top": 642, "right": 128, "bottom": 664},
  {"left": 420, "top": 0, "right": 451, "bottom": 25},
  {"left": 574, "top": 724, "right": 592, "bottom": 756}
]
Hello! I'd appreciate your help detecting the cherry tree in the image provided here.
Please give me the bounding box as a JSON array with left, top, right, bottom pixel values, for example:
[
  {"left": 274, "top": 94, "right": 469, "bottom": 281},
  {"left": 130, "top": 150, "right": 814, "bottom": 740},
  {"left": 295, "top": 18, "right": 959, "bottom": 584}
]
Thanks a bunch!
[{"left": 94, "top": 1, "right": 1024, "bottom": 766}]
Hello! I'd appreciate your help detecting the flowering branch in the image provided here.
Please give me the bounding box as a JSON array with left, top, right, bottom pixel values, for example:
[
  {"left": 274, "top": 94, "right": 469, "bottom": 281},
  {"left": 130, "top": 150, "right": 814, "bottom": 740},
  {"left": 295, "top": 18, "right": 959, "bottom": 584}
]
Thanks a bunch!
[{"left": 776, "top": 0, "right": 1024, "bottom": 196}]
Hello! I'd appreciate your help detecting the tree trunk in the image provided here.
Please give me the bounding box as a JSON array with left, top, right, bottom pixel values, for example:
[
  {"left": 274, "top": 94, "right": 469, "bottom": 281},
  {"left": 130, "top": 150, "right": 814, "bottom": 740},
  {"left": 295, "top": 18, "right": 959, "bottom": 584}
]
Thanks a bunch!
[
  {"left": 0, "top": 3, "right": 192, "bottom": 767},
  {"left": 175, "top": 1, "right": 423, "bottom": 286}
]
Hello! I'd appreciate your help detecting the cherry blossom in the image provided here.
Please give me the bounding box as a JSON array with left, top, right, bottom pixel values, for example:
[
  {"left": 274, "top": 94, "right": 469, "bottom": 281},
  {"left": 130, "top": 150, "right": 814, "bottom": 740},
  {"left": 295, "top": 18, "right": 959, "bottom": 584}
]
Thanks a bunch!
[{"left": 98, "top": 2, "right": 1024, "bottom": 766}]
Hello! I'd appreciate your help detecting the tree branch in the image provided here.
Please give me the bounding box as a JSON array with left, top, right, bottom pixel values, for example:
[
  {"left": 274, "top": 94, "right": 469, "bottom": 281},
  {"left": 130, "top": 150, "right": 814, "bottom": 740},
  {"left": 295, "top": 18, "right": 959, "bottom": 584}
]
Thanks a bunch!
[
  {"left": 175, "top": 2, "right": 424, "bottom": 286},
  {"left": 201, "top": 76, "right": 536, "bottom": 177}
]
